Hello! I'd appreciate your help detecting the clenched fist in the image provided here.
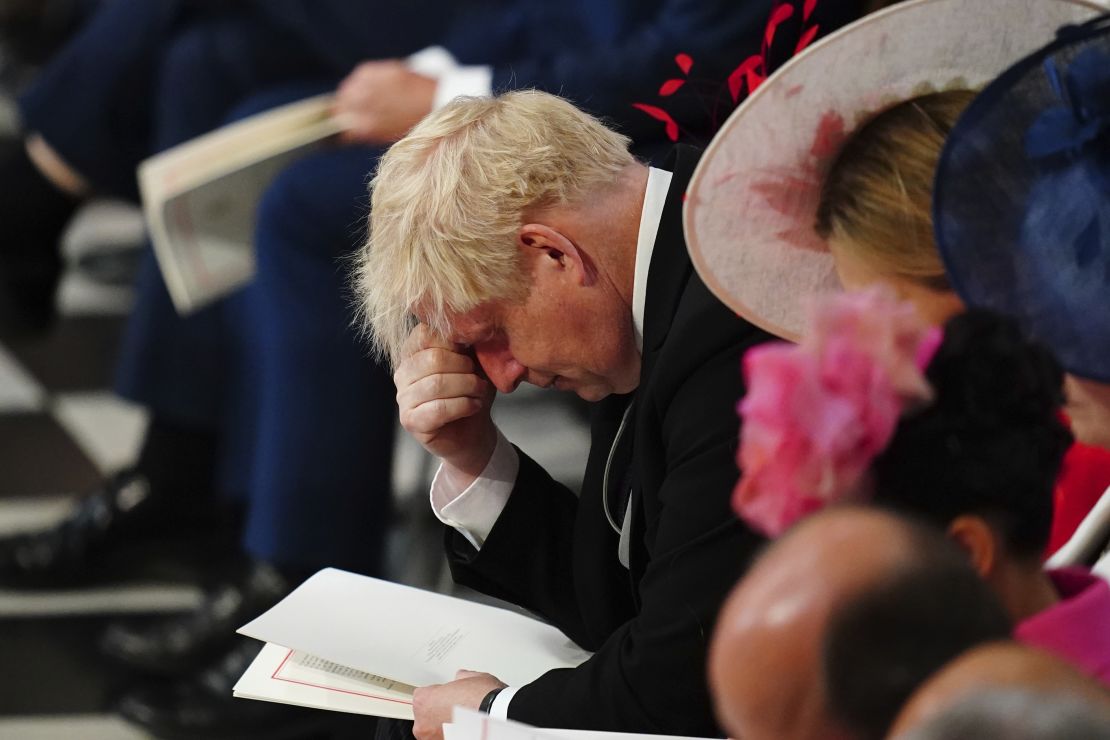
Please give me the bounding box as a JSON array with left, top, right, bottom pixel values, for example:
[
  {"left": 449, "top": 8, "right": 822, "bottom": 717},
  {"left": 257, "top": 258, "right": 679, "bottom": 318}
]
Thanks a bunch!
[{"left": 394, "top": 324, "right": 498, "bottom": 486}]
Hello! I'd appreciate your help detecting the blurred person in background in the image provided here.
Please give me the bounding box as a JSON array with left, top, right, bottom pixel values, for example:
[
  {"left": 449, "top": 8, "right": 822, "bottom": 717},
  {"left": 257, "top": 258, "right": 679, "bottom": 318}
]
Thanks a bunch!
[
  {"left": 684, "top": 0, "right": 1110, "bottom": 567},
  {"left": 708, "top": 506, "right": 1012, "bottom": 740},
  {"left": 0, "top": 1, "right": 867, "bottom": 737},
  {"left": 686, "top": 3, "right": 1110, "bottom": 684},
  {"left": 727, "top": 287, "right": 1110, "bottom": 683},
  {"left": 893, "top": 688, "right": 1110, "bottom": 740},
  {"left": 889, "top": 643, "right": 1110, "bottom": 739},
  {"left": 933, "top": 9, "right": 1110, "bottom": 573}
]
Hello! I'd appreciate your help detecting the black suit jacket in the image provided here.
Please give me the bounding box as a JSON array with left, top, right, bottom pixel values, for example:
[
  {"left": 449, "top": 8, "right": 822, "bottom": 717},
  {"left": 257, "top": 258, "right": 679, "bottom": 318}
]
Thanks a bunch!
[{"left": 445, "top": 146, "right": 771, "bottom": 735}]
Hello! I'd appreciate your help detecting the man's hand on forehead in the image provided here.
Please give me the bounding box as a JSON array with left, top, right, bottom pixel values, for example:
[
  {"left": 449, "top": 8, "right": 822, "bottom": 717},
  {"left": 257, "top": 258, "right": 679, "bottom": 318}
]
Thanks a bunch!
[
  {"left": 402, "top": 323, "right": 462, "bottom": 357},
  {"left": 396, "top": 327, "right": 481, "bottom": 388},
  {"left": 403, "top": 324, "right": 487, "bottom": 375},
  {"left": 420, "top": 304, "right": 500, "bottom": 350},
  {"left": 394, "top": 323, "right": 498, "bottom": 480}
]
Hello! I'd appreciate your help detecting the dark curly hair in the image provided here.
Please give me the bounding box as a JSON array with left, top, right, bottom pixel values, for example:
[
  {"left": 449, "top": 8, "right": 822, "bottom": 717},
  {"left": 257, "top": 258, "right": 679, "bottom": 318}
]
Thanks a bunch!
[{"left": 870, "top": 310, "right": 1073, "bottom": 561}]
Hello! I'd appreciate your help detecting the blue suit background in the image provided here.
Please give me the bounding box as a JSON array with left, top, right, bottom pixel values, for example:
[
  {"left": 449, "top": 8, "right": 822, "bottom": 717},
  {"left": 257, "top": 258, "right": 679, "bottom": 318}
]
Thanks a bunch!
[{"left": 18, "top": 0, "right": 860, "bottom": 576}]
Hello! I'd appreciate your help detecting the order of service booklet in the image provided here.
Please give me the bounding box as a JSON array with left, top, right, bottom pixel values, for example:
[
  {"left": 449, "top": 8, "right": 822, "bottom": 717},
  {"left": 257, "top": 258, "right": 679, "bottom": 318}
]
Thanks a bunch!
[
  {"left": 135, "top": 46, "right": 465, "bottom": 316},
  {"left": 137, "top": 94, "right": 345, "bottom": 315},
  {"left": 233, "top": 568, "right": 593, "bottom": 721}
]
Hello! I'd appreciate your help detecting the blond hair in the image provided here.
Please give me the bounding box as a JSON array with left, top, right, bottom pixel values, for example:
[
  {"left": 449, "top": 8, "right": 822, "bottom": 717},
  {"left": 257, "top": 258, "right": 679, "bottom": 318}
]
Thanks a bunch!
[
  {"left": 815, "top": 90, "right": 975, "bottom": 290},
  {"left": 355, "top": 90, "right": 636, "bottom": 364}
]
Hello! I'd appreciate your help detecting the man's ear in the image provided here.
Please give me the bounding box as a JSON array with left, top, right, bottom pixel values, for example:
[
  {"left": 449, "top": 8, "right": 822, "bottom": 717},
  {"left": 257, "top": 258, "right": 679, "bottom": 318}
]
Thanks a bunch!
[
  {"left": 946, "top": 515, "right": 998, "bottom": 578},
  {"left": 518, "top": 223, "right": 597, "bottom": 286}
]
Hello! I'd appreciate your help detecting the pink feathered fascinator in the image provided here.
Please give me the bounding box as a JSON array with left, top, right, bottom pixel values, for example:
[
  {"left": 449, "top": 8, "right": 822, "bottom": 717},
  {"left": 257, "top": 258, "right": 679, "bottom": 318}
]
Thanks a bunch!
[{"left": 733, "top": 287, "right": 942, "bottom": 536}]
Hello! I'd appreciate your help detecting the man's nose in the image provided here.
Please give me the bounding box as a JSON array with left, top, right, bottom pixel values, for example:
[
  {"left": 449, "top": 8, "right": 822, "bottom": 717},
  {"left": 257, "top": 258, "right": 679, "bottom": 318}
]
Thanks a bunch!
[{"left": 474, "top": 344, "right": 526, "bottom": 393}]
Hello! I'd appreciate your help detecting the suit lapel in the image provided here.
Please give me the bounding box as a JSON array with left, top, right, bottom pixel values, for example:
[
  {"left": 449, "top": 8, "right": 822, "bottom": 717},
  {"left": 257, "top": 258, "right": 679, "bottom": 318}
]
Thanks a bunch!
[
  {"left": 622, "top": 145, "right": 702, "bottom": 584},
  {"left": 640, "top": 145, "right": 702, "bottom": 373}
]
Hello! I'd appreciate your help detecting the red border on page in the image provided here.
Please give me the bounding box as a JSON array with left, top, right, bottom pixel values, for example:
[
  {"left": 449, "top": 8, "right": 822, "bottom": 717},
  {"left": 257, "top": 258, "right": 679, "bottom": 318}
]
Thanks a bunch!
[{"left": 271, "top": 648, "right": 414, "bottom": 706}]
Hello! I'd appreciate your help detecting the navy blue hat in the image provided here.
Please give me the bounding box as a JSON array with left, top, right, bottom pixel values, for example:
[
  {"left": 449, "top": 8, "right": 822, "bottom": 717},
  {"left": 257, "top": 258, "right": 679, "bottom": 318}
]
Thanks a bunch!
[{"left": 934, "top": 15, "right": 1110, "bottom": 383}]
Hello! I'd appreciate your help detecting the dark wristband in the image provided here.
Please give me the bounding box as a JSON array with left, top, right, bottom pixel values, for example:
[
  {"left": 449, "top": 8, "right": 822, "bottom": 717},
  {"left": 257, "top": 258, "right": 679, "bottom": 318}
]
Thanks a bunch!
[{"left": 478, "top": 687, "right": 504, "bottom": 714}]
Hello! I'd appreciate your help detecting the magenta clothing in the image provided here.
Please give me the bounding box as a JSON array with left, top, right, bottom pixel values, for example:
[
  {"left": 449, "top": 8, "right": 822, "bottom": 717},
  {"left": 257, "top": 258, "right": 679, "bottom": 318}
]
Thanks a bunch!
[{"left": 1016, "top": 568, "right": 1110, "bottom": 684}]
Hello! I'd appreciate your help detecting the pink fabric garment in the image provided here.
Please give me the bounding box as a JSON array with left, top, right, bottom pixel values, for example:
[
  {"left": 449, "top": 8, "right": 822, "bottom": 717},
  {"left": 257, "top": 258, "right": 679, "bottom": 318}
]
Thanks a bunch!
[
  {"left": 733, "top": 287, "right": 940, "bottom": 536},
  {"left": 1016, "top": 568, "right": 1110, "bottom": 684}
]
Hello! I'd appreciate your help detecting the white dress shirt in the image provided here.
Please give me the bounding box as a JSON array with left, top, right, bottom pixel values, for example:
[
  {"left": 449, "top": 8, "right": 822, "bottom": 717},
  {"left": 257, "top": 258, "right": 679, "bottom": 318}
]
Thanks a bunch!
[
  {"left": 405, "top": 46, "right": 495, "bottom": 109},
  {"left": 427, "top": 167, "right": 673, "bottom": 717}
]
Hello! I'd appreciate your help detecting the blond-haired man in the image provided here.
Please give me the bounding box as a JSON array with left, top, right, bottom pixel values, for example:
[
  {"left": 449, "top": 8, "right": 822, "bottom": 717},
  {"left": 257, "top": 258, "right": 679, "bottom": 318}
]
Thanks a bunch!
[{"left": 358, "top": 91, "right": 768, "bottom": 738}]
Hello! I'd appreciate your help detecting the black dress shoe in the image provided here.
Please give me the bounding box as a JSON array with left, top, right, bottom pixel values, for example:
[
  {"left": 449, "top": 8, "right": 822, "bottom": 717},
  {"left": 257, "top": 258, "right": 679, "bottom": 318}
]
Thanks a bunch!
[
  {"left": 118, "top": 638, "right": 335, "bottom": 740},
  {"left": 101, "top": 560, "right": 293, "bottom": 676},
  {"left": 0, "top": 470, "right": 163, "bottom": 586}
]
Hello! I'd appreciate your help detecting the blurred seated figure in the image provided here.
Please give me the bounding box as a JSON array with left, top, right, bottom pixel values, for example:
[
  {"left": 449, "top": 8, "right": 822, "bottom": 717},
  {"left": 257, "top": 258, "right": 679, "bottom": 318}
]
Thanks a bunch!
[
  {"left": 867, "top": 311, "right": 1110, "bottom": 684},
  {"left": 683, "top": 0, "right": 1110, "bottom": 561},
  {"left": 708, "top": 506, "right": 1012, "bottom": 740},
  {"left": 814, "top": 86, "right": 1110, "bottom": 562},
  {"left": 0, "top": 1, "right": 455, "bottom": 564},
  {"left": 686, "top": 0, "right": 1110, "bottom": 683},
  {"left": 1, "top": 2, "right": 453, "bottom": 735},
  {"left": 890, "top": 643, "right": 1110, "bottom": 739},
  {"left": 932, "top": 9, "right": 1110, "bottom": 574},
  {"left": 0, "top": 0, "right": 454, "bottom": 334},
  {"left": 894, "top": 688, "right": 1110, "bottom": 740},
  {"left": 727, "top": 283, "right": 1110, "bottom": 683}
]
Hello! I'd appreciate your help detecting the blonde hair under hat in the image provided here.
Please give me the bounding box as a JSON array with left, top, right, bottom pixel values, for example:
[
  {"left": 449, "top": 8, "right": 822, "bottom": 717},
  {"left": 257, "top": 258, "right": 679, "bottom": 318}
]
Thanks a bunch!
[{"left": 683, "top": 0, "right": 1106, "bottom": 342}]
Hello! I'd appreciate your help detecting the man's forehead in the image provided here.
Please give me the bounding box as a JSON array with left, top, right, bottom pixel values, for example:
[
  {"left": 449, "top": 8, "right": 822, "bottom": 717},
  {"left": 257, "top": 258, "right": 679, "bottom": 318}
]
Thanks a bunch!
[{"left": 412, "top": 302, "right": 498, "bottom": 343}]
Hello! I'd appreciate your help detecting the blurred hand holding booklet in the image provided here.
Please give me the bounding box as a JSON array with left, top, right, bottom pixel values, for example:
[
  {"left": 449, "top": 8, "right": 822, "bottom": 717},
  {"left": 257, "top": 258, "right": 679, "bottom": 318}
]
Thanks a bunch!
[
  {"left": 137, "top": 94, "right": 345, "bottom": 314},
  {"left": 136, "top": 45, "right": 471, "bottom": 315},
  {"left": 233, "top": 568, "right": 592, "bottom": 721}
]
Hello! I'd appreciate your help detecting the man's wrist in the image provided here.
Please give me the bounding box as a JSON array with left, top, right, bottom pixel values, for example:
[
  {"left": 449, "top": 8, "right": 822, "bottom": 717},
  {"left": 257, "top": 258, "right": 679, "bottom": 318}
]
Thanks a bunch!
[
  {"left": 442, "top": 457, "right": 487, "bottom": 491},
  {"left": 478, "top": 687, "right": 503, "bottom": 714},
  {"left": 487, "top": 686, "right": 518, "bottom": 719},
  {"left": 442, "top": 429, "right": 500, "bottom": 487},
  {"left": 431, "top": 430, "right": 520, "bottom": 550}
]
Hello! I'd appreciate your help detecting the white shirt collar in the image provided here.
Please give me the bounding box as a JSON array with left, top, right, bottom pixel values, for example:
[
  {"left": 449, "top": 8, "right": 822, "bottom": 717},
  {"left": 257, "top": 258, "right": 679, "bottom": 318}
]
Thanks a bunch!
[{"left": 631, "top": 167, "right": 673, "bottom": 353}]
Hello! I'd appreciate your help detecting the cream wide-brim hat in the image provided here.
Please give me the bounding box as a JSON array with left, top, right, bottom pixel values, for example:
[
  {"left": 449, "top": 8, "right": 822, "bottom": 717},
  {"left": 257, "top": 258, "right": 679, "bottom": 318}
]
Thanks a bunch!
[{"left": 683, "top": 0, "right": 1107, "bottom": 342}]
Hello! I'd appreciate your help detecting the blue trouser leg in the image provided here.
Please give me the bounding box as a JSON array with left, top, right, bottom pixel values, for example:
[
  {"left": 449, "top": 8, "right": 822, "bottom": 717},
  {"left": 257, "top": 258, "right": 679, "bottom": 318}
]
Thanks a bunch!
[
  {"left": 84, "top": 6, "right": 402, "bottom": 572},
  {"left": 149, "top": 16, "right": 337, "bottom": 154},
  {"left": 19, "top": 0, "right": 337, "bottom": 198},
  {"left": 116, "top": 255, "right": 233, "bottom": 429},
  {"left": 248, "top": 0, "right": 458, "bottom": 72},
  {"left": 114, "top": 16, "right": 338, "bottom": 498},
  {"left": 18, "top": 0, "right": 182, "bottom": 197},
  {"left": 242, "top": 146, "right": 394, "bottom": 575}
]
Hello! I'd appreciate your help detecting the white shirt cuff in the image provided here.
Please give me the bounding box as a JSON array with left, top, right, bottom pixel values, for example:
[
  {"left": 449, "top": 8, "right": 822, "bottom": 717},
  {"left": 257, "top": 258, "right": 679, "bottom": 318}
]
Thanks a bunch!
[
  {"left": 433, "top": 65, "right": 494, "bottom": 109},
  {"left": 430, "top": 430, "right": 519, "bottom": 549},
  {"left": 489, "top": 686, "right": 519, "bottom": 719}
]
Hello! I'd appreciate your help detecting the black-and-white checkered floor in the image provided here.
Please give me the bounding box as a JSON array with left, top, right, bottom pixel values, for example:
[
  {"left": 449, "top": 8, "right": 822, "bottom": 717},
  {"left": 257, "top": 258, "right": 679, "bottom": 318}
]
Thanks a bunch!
[
  {"left": 0, "top": 201, "right": 188, "bottom": 739},
  {"left": 0, "top": 200, "right": 593, "bottom": 738}
]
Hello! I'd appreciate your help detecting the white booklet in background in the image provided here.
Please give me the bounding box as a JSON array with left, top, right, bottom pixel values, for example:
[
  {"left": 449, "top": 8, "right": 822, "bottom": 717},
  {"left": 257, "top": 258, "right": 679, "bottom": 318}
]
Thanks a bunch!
[
  {"left": 233, "top": 568, "right": 593, "bottom": 721},
  {"left": 137, "top": 94, "right": 346, "bottom": 315},
  {"left": 135, "top": 45, "right": 468, "bottom": 316}
]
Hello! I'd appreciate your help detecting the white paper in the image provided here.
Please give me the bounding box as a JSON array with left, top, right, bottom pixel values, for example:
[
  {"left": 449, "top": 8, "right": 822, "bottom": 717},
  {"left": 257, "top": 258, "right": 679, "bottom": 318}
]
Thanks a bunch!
[
  {"left": 234, "top": 642, "right": 415, "bottom": 719},
  {"left": 138, "top": 95, "right": 344, "bottom": 314},
  {"left": 445, "top": 708, "right": 718, "bottom": 740},
  {"left": 238, "top": 569, "right": 591, "bottom": 689}
]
